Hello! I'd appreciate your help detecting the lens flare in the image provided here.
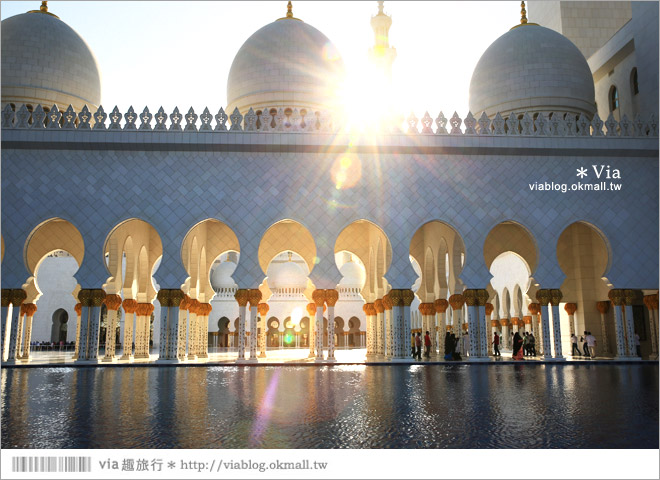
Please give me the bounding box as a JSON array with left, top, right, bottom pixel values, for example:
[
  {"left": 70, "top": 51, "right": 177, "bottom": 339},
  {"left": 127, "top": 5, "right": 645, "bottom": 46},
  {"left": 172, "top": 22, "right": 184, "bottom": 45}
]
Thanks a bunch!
[
  {"left": 291, "top": 307, "right": 302, "bottom": 326},
  {"left": 250, "top": 370, "right": 280, "bottom": 447},
  {"left": 331, "top": 155, "right": 362, "bottom": 190}
]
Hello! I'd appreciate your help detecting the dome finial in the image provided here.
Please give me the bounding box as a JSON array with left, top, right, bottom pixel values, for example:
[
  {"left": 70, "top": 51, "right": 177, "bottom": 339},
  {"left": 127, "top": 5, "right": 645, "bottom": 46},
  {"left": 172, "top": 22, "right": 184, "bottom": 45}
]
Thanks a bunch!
[
  {"left": 40, "top": 1, "right": 48, "bottom": 13},
  {"left": 28, "top": 0, "right": 58, "bottom": 18},
  {"left": 520, "top": 1, "right": 528, "bottom": 24},
  {"left": 377, "top": 1, "right": 384, "bottom": 15},
  {"left": 286, "top": 1, "right": 293, "bottom": 18}
]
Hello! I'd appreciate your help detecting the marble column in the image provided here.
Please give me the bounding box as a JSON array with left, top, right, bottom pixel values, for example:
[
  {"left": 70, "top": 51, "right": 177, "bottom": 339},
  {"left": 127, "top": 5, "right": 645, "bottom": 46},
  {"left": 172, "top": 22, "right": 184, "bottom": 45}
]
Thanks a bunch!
[
  {"left": 485, "top": 303, "right": 494, "bottom": 355},
  {"left": 1, "top": 289, "right": 10, "bottom": 360},
  {"left": 312, "top": 290, "right": 326, "bottom": 362},
  {"left": 76, "top": 289, "right": 106, "bottom": 362},
  {"left": 564, "top": 303, "right": 577, "bottom": 338},
  {"left": 248, "top": 289, "right": 261, "bottom": 362},
  {"left": 476, "top": 290, "right": 489, "bottom": 356},
  {"left": 536, "top": 290, "right": 553, "bottom": 360},
  {"left": 375, "top": 299, "right": 385, "bottom": 358},
  {"left": 72, "top": 303, "right": 82, "bottom": 360},
  {"left": 177, "top": 296, "right": 190, "bottom": 361},
  {"left": 326, "top": 289, "right": 338, "bottom": 362},
  {"left": 258, "top": 303, "right": 269, "bottom": 358},
  {"left": 19, "top": 303, "right": 38, "bottom": 361},
  {"left": 596, "top": 301, "right": 611, "bottom": 356},
  {"left": 120, "top": 299, "right": 137, "bottom": 360},
  {"left": 235, "top": 289, "right": 249, "bottom": 363},
  {"left": 608, "top": 290, "right": 629, "bottom": 358},
  {"left": 383, "top": 293, "right": 393, "bottom": 359},
  {"left": 4, "top": 289, "right": 26, "bottom": 363},
  {"left": 402, "top": 289, "right": 414, "bottom": 358},
  {"left": 388, "top": 290, "right": 405, "bottom": 361},
  {"left": 102, "top": 294, "right": 122, "bottom": 362},
  {"left": 511, "top": 317, "right": 519, "bottom": 335},
  {"left": 643, "top": 295, "right": 658, "bottom": 359},
  {"left": 528, "top": 303, "right": 541, "bottom": 355},
  {"left": 435, "top": 299, "right": 449, "bottom": 358},
  {"left": 134, "top": 303, "right": 154, "bottom": 359},
  {"left": 623, "top": 290, "right": 639, "bottom": 357},
  {"left": 500, "top": 318, "right": 510, "bottom": 351},
  {"left": 418, "top": 302, "right": 433, "bottom": 358},
  {"left": 549, "top": 290, "right": 565, "bottom": 359},
  {"left": 448, "top": 294, "right": 465, "bottom": 341},
  {"left": 156, "top": 289, "right": 185, "bottom": 361},
  {"left": 197, "top": 302, "right": 212, "bottom": 359},
  {"left": 364, "top": 302, "right": 377, "bottom": 360},
  {"left": 306, "top": 302, "right": 316, "bottom": 358}
]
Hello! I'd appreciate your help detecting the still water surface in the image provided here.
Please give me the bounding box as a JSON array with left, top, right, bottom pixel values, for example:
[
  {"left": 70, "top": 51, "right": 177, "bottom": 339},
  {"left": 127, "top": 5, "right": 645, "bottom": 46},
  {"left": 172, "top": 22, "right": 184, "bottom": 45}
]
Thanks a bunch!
[{"left": 1, "top": 364, "right": 658, "bottom": 449}]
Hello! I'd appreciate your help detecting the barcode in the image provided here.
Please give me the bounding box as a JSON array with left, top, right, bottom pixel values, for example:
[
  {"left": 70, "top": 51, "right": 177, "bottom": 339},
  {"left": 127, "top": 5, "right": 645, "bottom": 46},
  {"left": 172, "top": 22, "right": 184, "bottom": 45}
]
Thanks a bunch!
[{"left": 11, "top": 456, "right": 92, "bottom": 473}]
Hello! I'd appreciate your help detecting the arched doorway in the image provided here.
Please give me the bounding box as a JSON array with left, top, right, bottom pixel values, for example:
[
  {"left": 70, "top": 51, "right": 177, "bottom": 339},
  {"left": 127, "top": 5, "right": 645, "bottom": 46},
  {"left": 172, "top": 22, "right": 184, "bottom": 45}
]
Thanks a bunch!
[
  {"left": 50, "top": 308, "right": 68, "bottom": 343},
  {"left": 348, "top": 316, "right": 361, "bottom": 347}
]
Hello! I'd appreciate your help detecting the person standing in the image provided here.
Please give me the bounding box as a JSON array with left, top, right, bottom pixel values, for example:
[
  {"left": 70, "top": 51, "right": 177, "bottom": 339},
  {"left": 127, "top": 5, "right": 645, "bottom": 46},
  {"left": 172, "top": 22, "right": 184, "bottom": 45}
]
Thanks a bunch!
[
  {"left": 424, "top": 330, "right": 432, "bottom": 359},
  {"left": 492, "top": 332, "right": 501, "bottom": 357},
  {"left": 586, "top": 331, "right": 597, "bottom": 359},
  {"left": 582, "top": 331, "right": 590, "bottom": 358},
  {"left": 415, "top": 332, "right": 422, "bottom": 361},
  {"left": 411, "top": 333, "right": 416, "bottom": 358},
  {"left": 528, "top": 332, "right": 536, "bottom": 356},
  {"left": 523, "top": 332, "right": 530, "bottom": 356},
  {"left": 634, "top": 333, "right": 641, "bottom": 357},
  {"left": 570, "top": 333, "right": 581, "bottom": 356},
  {"left": 512, "top": 332, "right": 524, "bottom": 360}
]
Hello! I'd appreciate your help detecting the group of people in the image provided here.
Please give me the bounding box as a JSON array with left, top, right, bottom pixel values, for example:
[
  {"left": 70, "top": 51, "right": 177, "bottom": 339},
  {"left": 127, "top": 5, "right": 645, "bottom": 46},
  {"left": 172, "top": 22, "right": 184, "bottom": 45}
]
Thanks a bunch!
[
  {"left": 410, "top": 331, "right": 468, "bottom": 361},
  {"left": 571, "top": 331, "right": 597, "bottom": 358},
  {"left": 492, "top": 331, "right": 536, "bottom": 360}
]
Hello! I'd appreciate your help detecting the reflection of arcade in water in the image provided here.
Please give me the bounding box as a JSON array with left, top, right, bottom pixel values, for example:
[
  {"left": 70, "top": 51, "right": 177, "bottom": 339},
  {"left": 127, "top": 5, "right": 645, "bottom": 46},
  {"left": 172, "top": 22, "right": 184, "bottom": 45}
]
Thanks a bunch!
[{"left": 207, "top": 316, "right": 365, "bottom": 352}]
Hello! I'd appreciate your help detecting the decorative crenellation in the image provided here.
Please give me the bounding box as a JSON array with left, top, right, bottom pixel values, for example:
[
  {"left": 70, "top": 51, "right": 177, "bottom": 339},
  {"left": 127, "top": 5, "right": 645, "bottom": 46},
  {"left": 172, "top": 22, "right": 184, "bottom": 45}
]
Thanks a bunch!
[{"left": 3, "top": 103, "right": 657, "bottom": 138}]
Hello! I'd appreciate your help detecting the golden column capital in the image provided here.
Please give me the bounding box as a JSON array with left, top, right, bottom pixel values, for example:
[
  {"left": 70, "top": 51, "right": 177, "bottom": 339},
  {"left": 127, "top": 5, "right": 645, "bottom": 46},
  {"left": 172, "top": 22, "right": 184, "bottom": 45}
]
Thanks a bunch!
[
  {"left": 463, "top": 289, "right": 478, "bottom": 307},
  {"left": 608, "top": 289, "right": 625, "bottom": 306},
  {"left": 375, "top": 299, "right": 384, "bottom": 313},
  {"left": 401, "top": 289, "right": 415, "bottom": 307},
  {"left": 623, "top": 289, "right": 637, "bottom": 306},
  {"left": 476, "top": 289, "right": 490, "bottom": 306},
  {"left": 523, "top": 315, "right": 532, "bottom": 324},
  {"left": 448, "top": 294, "right": 465, "bottom": 310},
  {"left": 535, "top": 289, "right": 551, "bottom": 305},
  {"left": 156, "top": 289, "right": 171, "bottom": 307},
  {"left": 549, "top": 289, "right": 563, "bottom": 306},
  {"left": 22, "top": 303, "right": 37, "bottom": 316},
  {"left": 257, "top": 303, "right": 270, "bottom": 316},
  {"left": 485, "top": 303, "right": 494, "bottom": 316},
  {"left": 564, "top": 303, "right": 577, "bottom": 315},
  {"left": 1, "top": 289, "right": 11, "bottom": 307},
  {"left": 528, "top": 302, "right": 540, "bottom": 315},
  {"left": 198, "top": 303, "right": 212, "bottom": 316},
  {"left": 596, "top": 300, "right": 610, "bottom": 314},
  {"left": 325, "top": 289, "right": 339, "bottom": 307},
  {"left": 248, "top": 289, "right": 262, "bottom": 307},
  {"left": 434, "top": 299, "right": 449, "bottom": 313},
  {"left": 74, "top": 303, "right": 82, "bottom": 316},
  {"left": 188, "top": 299, "right": 201, "bottom": 315},
  {"left": 511, "top": 317, "right": 519, "bottom": 326},
  {"left": 78, "top": 288, "right": 106, "bottom": 307},
  {"left": 169, "top": 290, "right": 186, "bottom": 307},
  {"left": 364, "top": 303, "right": 377, "bottom": 316},
  {"left": 491, "top": 320, "right": 501, "bottom": 328},
  {"left": 382, "top": 294, "right": 393, "bottom": 310},
  {"left": 136, "top": 303, "right": 154, "bottom": 317},
  {"left": 9, "top": 289, "right": 27, "bottom": 307},
  {"left": 306, "top": 302, "right": 316, "bottom": 316},
  {"left": 122, "top": 299, "right": 138, "bottom": 314},
  {"left": 312, "top": 289, "right": 326, "bottom": 307},
  {"left": 103, "top": 294, "right": 123, "bottom": 311},
  {"left": 388, "top": 289, "right": 403, "bottom": 306},
  {"left": 234, "top": 288, "right": 249, "bottom": 307},
  {"left": 499, "top": 318, "right": 510, "bottom": 326}
]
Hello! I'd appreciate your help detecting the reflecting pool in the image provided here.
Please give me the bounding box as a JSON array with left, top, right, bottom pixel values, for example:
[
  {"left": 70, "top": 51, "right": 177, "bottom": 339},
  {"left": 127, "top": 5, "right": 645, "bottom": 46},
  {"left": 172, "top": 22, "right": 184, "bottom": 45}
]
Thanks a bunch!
[{"left": 1, "top": 364, "right": 658, "bottom": 448}]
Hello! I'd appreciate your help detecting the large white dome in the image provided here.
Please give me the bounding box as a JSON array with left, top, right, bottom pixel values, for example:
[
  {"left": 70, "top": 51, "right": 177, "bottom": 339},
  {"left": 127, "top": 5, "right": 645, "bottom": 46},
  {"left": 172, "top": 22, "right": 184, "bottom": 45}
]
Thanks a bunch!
[
  {"left": 469, "top": 23, "right": 595, "bottom": 119},
  {"left": 268, "top": 261, "right": 308, "bottom": 290},
  {"left": 1, "top": 6, "right": 101, "bottom": 112},
  {"left": 226, "top": 14, "right": 344, "bottom": 115},
  {"left": 339, "top": 260, "right": 366, "bottom": 288},
  {"left": 210, "top": 261, "right": 237, "bottom": 290}
]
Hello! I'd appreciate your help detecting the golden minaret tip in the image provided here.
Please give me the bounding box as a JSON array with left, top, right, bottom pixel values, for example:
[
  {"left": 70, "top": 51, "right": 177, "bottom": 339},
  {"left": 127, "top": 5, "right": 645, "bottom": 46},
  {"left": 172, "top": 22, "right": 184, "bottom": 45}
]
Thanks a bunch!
[{"left": 520, "top": 1, "right": 528, "bottom": 24}]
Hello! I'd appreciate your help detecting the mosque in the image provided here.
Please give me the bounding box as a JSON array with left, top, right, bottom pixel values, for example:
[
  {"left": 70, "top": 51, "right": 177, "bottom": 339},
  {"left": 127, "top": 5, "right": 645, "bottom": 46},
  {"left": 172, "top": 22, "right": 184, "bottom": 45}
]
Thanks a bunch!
[{"left": 1, "top": 1, "right": 658, "bottom": 365}]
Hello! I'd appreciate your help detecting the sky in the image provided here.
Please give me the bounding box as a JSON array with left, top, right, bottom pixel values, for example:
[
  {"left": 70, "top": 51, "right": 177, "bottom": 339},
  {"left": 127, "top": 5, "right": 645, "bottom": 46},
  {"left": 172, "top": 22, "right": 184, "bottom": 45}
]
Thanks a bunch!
[{"left": 1, "top": 1, "right": 522, "bottom": 118}]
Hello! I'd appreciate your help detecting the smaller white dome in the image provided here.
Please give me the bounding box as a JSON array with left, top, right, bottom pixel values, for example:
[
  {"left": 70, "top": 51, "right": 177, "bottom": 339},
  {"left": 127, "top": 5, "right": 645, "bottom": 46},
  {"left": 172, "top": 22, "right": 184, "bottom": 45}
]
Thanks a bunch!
[
  {"left": 210, "top": 261, "right": 237, "bottom": 290},
  {"left": 268, "top": 261, "right": 308, "bottom": 290},
  {"left": 339, "top": 260, "right": 366, "bottom": 288}
]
